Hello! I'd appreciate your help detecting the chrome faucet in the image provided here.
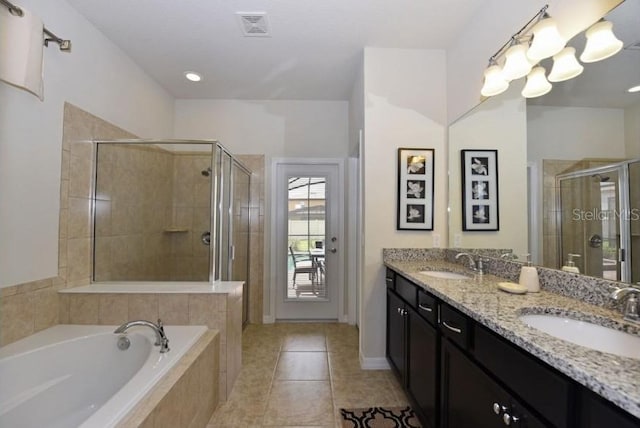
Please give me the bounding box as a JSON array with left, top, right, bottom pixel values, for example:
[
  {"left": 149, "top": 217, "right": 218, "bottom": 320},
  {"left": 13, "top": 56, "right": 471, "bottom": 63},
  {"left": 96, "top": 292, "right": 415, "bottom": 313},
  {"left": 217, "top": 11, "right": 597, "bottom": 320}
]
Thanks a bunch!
[
  {"left": 455, "top": 252, "right": 487, "bottom": 275},
  {"left": 610, "top": 287, "right": 640, "bottom": 323},
  {"left": 114, "top": 319, "right": 170, "bottom": 353}
]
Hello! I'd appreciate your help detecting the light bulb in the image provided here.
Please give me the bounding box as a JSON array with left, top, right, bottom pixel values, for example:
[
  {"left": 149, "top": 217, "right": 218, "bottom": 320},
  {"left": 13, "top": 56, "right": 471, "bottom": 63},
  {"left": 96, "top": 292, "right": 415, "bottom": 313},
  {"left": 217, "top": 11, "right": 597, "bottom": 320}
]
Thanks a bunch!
[
  {"left": 580, "top": 19, "right": 623, "bottom": 63},
  {"left": 522, "top": 66, "right": 552, "bottom": 98},
  {"left": 527, "top": 15, "right": 566, "bottom": 62},
  {"left": 548, "top": 47, "right": 584, "bottom": 82},
  {"left": 481, "top": 64, "right": 509, "bottom": 97},
  {"left": 184, "top": 71, "right": 202, "bottom": 82}
]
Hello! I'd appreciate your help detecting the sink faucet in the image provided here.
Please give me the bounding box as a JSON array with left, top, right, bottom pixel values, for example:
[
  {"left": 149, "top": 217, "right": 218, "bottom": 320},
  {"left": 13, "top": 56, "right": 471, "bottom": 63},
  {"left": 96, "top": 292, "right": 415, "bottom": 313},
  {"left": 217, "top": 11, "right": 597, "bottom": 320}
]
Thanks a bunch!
[
  {"left": 455, "top": 252, "right": 487, "bottom": 275},
  {"left": 610, "top": 287, "right": 640, "bottom": 323},
  {"left": 114, "top": 319, "right": 170, "bottom": 353}
]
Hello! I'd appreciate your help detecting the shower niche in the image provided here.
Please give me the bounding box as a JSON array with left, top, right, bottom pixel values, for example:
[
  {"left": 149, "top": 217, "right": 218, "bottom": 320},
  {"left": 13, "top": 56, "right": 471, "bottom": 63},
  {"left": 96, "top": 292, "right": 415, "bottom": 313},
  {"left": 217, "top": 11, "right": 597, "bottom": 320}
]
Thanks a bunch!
[{"left": 92, "top": 140, "right": 251, "bottom": 292}]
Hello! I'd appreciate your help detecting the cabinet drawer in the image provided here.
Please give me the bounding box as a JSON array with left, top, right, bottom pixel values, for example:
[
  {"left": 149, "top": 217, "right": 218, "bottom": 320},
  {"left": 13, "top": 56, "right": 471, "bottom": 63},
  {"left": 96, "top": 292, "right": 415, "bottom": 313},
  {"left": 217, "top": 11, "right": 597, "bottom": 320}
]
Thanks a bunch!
[
  {"left": 395, "top": 275, "right": 417, "bottom": 308},
  {"left": 385, "top": 268, "right": 395, "bottom": 289},
  {"left": 474, "top": 324, "right": 572, "bottom": 428},
  {"left": 439, "top": 303, "right": 470, "bottom": 350},
  {"left": 417, "top": 289, "right": 437, "bottom": 326}
]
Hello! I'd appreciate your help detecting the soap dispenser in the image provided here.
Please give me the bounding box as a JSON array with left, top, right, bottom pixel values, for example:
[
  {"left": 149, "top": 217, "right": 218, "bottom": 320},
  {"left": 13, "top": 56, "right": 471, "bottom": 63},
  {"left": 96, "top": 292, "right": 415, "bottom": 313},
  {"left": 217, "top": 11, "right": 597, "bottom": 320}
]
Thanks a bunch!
[
  {"left": 519, "top": 254, "right": 540, "bottom": 293},
  {"left": 561, "top": 253, "right": 581, "bottom": 273}
]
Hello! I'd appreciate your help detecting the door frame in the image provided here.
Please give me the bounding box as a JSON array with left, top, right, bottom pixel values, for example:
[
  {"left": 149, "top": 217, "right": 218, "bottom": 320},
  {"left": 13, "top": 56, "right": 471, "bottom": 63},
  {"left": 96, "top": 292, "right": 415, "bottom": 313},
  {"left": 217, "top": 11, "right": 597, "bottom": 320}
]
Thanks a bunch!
[{"left": 269, "top": 158, "right": 346, "bottom": 322}]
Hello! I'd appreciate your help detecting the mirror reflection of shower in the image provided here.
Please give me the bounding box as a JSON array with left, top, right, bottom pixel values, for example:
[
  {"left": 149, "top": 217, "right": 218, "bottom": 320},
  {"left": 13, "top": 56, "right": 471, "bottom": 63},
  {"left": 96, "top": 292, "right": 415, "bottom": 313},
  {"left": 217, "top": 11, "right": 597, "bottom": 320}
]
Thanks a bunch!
[{"left": 557, "top": 159, "right": 640, "bottom": 283}]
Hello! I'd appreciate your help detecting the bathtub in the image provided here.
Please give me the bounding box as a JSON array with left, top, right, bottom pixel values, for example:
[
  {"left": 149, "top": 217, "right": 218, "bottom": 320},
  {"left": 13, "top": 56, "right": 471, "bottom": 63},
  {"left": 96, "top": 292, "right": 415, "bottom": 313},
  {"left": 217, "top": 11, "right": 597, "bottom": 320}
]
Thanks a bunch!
[{"left": 0, "top": 324, "right": 207, "bottom": 428}]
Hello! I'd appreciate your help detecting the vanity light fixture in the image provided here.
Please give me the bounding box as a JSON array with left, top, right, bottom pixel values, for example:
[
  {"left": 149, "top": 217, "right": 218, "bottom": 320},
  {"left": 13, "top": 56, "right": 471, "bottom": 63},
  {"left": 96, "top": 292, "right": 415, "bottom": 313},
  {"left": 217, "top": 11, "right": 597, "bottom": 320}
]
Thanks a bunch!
[
  {"left": 480, "top": 60, "right": 509, "bottom": 97},
  {"left": 526, "top": 12, "right": 566, "bottom": 62},
  {"left": 184, "top": 71, "right": 202, "bottom": 82},
  {"left": 548, "top": 47, "right": 584, "bottom": 82},
  {"left": 628, "top": 85, "right": 640, "bottom": 93},
  {"left": 522, "top": 66, "right": 552, "bottom": 98},
  {"left": 501, "top": 38, "right": 533, "bottom": 81},
  {"left": 580, "top": 19, "right": 623, "bottom": 63}
]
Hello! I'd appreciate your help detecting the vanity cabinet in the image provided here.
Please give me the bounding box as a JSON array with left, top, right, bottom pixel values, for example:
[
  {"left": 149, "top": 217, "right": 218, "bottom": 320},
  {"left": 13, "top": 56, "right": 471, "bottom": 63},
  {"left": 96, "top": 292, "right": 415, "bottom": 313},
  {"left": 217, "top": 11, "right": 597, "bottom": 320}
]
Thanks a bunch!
[
  {"left": 441, "top": 338, "right": 546, "bottom": 428},
  {"left": 386, "top": 270, "right": 439, "bottom": 428},
  {"left": 385, "top": 268, "right": 640, "bottom": 428}
]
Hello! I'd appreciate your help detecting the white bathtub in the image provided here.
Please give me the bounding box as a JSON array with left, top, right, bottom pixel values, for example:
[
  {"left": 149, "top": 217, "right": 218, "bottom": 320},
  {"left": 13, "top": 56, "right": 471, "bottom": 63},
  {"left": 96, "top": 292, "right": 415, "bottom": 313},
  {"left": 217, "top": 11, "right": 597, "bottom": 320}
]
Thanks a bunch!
[{"left": 0, "top": 324, "right": 207, "bottom": 428}]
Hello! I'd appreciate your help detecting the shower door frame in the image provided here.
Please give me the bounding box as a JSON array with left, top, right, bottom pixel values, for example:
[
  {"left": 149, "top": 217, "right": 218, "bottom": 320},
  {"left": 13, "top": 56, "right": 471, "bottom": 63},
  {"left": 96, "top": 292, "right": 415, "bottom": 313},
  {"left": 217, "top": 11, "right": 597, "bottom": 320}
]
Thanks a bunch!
[{"left": 556, "top": 161, "right": 631, "bottom": 282}]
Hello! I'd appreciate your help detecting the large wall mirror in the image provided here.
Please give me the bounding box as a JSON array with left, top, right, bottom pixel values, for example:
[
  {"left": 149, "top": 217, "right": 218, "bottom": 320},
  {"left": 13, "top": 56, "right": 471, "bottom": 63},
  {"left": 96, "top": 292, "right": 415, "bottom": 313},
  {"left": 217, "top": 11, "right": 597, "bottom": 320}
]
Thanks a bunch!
[
  {"left": 93, "top": 141, "right": 214, "bottom": 282},
  {"left": 448, "top": 0, "right": 640, "bottom": 283}
]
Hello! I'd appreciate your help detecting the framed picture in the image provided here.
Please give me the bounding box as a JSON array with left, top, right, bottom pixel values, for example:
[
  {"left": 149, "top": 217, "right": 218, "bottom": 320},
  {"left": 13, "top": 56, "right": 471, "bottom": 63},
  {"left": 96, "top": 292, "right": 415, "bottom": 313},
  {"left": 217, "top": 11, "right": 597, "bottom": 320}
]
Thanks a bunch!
[
  {"left": 397, "top": 148, "right": 434, "bottom": 230},
  {"left": 461, "top": 149, "right": 499, "bottom": 231}
]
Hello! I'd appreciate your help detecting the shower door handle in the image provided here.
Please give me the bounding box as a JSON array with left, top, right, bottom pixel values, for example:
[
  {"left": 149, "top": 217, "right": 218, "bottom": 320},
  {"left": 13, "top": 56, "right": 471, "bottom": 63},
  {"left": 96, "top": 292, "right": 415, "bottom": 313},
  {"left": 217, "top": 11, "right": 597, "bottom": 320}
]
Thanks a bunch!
[
  {"left": 589, "top": 234, "right": 602, "bottom": 248},
  {"left": 201, "top": 231, "right": 211, "bottom": 246}
]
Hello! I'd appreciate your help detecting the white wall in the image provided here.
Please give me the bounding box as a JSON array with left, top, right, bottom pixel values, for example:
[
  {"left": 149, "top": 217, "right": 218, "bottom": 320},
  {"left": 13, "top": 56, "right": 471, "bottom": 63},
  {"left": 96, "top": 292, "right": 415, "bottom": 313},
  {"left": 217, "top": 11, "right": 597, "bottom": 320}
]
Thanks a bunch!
[
  {"left": 173, "top": 99, "right": 349, "bottom": 158},
  {"left": 0, "top": 0, "right": 174, "bottom": 287},
  {"left": 360, "top": 47, "right": 446, "bottom": 365},
  {"left": 447, "top": 0, "right": 623, "bottom": 124},
  {"left": 625, "top": 101, "right": 640, "bottom": 158},
  {"left": 449, "top": 84, "right": 528, "bottom": 255},
  {"left": 527, "top": 106, "right": 626, "bottom": 161}
]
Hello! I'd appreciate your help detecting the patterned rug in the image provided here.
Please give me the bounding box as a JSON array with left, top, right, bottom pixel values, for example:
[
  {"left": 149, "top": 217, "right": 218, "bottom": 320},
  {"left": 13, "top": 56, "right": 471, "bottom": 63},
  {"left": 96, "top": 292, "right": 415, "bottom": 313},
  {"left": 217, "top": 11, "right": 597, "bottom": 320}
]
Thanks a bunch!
[{"left": 339, "top": 406, "right": 422, "bottom": 428}]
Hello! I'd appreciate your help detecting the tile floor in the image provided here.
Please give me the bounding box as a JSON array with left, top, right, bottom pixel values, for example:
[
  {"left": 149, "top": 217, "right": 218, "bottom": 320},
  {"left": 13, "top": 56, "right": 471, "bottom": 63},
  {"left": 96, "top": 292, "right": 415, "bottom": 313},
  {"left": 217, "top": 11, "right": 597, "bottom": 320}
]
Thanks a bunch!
[{"left": 207, "top": 323, "right": 409, "bottom": 427}]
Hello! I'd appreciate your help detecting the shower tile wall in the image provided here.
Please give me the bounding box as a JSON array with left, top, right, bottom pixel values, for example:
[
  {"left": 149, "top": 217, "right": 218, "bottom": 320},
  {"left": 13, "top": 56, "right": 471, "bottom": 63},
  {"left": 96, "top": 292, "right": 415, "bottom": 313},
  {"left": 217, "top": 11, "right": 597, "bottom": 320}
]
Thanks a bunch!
[{"left": 94, "top": 148, "right": 212, "bottom": 282}]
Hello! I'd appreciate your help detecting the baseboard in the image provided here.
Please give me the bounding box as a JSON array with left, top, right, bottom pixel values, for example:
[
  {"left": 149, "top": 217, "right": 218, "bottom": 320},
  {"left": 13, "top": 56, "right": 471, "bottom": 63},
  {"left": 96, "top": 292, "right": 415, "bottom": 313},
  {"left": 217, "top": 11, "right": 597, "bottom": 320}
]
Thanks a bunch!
[{"left": 359, "top": 354, "right": 390, "bottom": 370}]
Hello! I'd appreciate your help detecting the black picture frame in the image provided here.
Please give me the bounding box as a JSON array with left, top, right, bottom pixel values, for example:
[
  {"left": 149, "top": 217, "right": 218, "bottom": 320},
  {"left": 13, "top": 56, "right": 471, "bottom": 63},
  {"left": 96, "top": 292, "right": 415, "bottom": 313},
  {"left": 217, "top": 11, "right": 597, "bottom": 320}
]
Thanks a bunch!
[
  {"left": 397, "top": 148, "right": 435, "bottom": 231},
  {"left": 461, "top": 149, "right": 499, "bottom": 231}
]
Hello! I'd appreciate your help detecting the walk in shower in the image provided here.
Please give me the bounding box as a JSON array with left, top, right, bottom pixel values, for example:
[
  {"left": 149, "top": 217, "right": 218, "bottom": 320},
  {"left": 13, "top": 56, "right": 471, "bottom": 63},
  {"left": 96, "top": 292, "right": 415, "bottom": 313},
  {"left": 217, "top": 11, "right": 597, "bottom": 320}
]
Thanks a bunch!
[
  {"left": 557, "top": 159, "right": 640, "bottom": 283},
  {"left": 92, "top": 140, "right": 251, "bottom": 323}
]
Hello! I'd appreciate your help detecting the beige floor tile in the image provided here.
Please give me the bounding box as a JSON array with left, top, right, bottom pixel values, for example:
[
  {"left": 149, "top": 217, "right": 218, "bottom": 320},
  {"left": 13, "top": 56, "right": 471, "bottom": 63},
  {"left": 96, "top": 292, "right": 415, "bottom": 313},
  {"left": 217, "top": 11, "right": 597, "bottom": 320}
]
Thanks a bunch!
[
  {"left": 332, "top": 375, "right": 406, "bottom": 409},
  {"left": 282, "top": 333, "right": 327, "bottom": 351},
  {"left": 275, "top": 351, "right": 329, "bottom": 380},
  {"left": 263, "top": 380, "right": 334, "bottom": 426}
]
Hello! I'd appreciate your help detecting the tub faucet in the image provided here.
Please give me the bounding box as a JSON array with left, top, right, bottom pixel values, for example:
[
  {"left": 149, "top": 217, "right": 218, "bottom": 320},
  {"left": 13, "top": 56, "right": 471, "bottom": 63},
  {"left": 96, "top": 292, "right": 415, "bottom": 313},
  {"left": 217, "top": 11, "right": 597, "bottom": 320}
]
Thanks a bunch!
[
  {"left": 455, "top": 252, "right": 487, "bottom": 275},
  {"left": 114, "top": 319, "right": 170, "bottom": 353},
  {"left": 610, "top": 287, "right": 640, "bottom": 323}
]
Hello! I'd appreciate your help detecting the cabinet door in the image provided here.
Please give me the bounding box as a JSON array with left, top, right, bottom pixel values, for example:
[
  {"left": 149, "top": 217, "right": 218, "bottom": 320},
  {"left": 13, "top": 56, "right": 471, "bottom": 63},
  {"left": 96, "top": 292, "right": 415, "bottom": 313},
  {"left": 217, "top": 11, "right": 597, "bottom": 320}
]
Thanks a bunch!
[
  {"left": 386, "top": 290, "right": 406, "bottom": 381},
  {"left": 407, "top": 307, "right": 438, "bottom": 428},
  {"left": 441, "top": 339, "right": 546, "bottom": 428}
]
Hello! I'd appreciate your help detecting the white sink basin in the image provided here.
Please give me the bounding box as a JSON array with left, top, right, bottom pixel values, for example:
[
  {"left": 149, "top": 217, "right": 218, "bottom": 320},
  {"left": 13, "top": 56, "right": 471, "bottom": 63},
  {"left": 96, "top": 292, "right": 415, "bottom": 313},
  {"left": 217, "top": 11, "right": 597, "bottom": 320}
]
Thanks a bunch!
[
  {"left": 418, "top": 271, "right": 470, "bottom": 280},
  {"left": 519, "top": 314, "right": 640, "bottom": 359}
]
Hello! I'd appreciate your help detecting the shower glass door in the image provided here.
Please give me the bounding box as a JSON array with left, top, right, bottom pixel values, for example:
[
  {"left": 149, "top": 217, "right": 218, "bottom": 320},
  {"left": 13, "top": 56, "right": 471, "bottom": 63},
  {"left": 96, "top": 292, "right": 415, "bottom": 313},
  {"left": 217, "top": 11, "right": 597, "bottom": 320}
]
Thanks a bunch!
[{"left": 558, "top": 167, "right": 621, "bottom": 280}]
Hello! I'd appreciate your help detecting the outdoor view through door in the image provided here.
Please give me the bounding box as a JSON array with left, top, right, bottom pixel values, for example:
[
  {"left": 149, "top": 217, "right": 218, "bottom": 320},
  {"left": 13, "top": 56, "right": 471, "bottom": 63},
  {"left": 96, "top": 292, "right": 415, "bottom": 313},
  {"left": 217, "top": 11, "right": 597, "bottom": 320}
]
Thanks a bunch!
[{"left": 288, "top": 177, "right": 326, "bottom": 299}]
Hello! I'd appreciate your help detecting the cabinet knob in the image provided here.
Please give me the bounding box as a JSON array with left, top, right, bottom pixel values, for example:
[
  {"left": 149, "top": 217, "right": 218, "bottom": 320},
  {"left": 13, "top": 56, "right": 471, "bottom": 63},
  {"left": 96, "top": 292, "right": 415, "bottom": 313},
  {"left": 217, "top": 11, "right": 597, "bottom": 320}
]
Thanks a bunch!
[
  {"left": 503, "top": 413, "right": 512, "bottom": 426},
  {"left": 503, "top": 413, "right": 519, "bottom": 426}
]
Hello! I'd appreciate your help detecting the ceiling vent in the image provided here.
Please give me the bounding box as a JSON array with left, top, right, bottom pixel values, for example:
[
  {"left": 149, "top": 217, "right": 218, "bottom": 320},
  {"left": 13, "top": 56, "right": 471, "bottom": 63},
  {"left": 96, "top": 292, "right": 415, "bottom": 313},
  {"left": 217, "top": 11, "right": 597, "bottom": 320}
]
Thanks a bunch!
[{"left": 236, "top": 12, "right": 270, "bottom": 37}]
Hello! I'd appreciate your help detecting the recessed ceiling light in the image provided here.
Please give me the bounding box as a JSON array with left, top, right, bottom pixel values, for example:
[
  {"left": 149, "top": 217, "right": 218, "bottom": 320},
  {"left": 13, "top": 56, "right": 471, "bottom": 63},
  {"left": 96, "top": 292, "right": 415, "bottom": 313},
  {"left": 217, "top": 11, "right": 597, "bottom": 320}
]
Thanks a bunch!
[
  {"left": 628, "top": 85, "right": 640, "bottom": 93},
  {"left": 184, "top": 71, "right": 202, "bottom": 82}
]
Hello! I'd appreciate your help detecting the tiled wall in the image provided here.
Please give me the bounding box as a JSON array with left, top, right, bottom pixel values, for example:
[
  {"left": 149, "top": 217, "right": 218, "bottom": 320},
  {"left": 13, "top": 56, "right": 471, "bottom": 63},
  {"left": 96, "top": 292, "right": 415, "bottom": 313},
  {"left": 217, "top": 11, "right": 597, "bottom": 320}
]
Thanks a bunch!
[
  {"left": 0, "top": 103, "right": 136, "bottom": 346},
  {"left": 0, "top": 103, "right": 265, "bottom": 347},
  {"left": 236, "top": 155, "right": 265, "bottom": 324},
  {"left": 94, "top": 146, "right": 212, "bottom": 281},
  {"left": 118, "top": 329, "right": 220, "bottom": 428}
]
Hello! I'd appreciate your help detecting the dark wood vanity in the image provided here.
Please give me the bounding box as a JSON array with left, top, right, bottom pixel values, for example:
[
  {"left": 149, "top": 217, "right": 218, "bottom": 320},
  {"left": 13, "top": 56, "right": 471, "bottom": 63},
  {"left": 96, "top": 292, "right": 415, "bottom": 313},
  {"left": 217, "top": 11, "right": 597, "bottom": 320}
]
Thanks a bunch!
[{"left": 385, "top": 268, "right": 640, "bottom": 428}]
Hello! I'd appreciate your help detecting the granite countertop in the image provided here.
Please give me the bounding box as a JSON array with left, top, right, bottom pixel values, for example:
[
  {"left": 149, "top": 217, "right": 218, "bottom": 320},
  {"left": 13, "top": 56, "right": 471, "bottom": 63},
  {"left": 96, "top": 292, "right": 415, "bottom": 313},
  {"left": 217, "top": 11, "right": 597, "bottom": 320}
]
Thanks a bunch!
[{"left": 385, "top": 259, "right": 640, "bottom": 419}]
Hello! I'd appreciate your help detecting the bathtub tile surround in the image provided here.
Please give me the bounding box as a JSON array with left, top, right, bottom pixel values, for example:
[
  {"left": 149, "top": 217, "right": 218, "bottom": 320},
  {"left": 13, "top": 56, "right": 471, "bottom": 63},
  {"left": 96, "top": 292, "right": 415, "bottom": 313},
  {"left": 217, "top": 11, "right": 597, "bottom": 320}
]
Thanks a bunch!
[
  {"left": 384, "top": 249, "right": 640, "bottom": 419},
  {"left": 0, "top": 103, "right": 135, "bottom": 346},
  {"left": 207, "top": 323, "right": 408, "bottom": 427},
  {"left": 59, "top": 282, "right": 243, "bottom": 402},
  {"left": 119, "top": 329, "right": 220, "bottom": 428}
]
